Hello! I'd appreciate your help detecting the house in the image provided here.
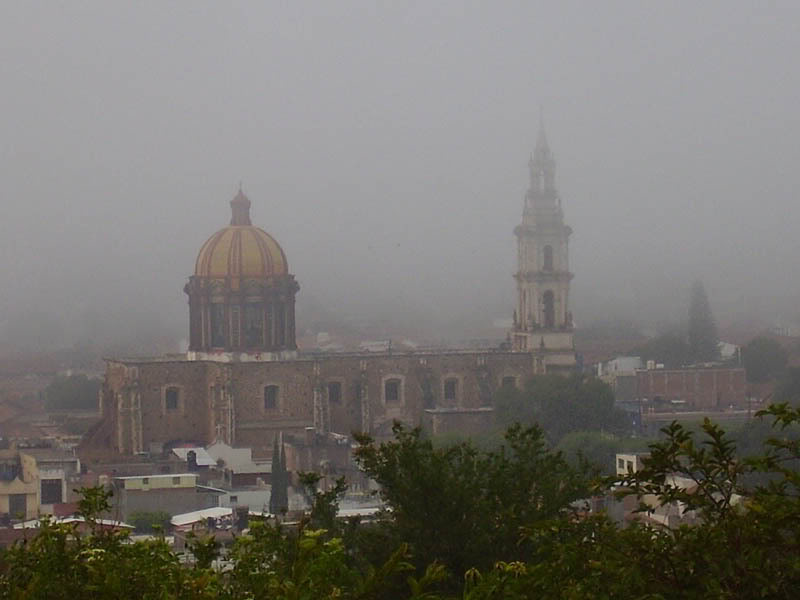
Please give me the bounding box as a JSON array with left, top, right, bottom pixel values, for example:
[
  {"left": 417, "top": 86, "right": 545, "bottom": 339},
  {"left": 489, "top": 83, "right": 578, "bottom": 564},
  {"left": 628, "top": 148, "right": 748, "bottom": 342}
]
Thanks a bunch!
[
  {"left": 22, "top": 447, "right": 82, "bottom": 513},
  {"left": 0, "top": 443, "right": 40, "bottom": 520},
  {"left": 111, "top": 473, "right": 223, "bottom": 521}
]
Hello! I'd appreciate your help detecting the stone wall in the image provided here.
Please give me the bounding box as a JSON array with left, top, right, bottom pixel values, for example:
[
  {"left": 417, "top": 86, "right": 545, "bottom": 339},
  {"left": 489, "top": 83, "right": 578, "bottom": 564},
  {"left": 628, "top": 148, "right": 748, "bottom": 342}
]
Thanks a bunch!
[{"left": 96, "top": 351, "right": 533, "bottom": 457}]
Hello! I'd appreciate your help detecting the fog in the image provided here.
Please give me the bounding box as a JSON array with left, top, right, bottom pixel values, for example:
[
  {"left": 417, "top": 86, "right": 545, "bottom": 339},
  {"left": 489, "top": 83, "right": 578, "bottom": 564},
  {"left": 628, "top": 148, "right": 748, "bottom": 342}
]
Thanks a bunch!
[{"left": 2, "top": 2, "right": 799, "bottom": 353}]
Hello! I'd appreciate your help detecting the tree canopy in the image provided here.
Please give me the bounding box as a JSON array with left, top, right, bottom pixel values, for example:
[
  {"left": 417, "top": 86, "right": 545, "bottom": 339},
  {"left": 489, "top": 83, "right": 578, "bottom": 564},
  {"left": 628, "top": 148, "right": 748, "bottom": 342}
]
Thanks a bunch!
[
  {"left": 353, "top": 422, "right": 588, "bottom": 578},
  {"left": 44, "top": 373, "right": 101, "bottom": 411},
  {"left": 630, "top": 331, "right": 690, "bottom": 368},
  {"left": 4, "top": 407, "right": 800, "bottom": 598},
  {"left": 742, "top": 336, "right": 788, "bottom": 383},
  {"left": 494, "top": 374, "right": 630, "bottom": 443}
]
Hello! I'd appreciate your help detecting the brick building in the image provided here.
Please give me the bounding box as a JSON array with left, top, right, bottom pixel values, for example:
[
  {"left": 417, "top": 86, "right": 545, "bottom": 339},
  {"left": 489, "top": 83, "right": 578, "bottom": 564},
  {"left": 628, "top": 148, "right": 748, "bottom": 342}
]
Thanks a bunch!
[{"left": 636, "top": 367, "right": 746, "bottom": 410}]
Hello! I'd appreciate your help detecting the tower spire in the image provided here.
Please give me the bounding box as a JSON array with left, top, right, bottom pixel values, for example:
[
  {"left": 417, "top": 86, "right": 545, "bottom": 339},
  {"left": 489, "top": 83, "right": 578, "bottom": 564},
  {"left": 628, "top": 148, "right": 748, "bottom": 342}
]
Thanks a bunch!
[{"left": 535, "top": 108, "right": 550, "bottom": 157}]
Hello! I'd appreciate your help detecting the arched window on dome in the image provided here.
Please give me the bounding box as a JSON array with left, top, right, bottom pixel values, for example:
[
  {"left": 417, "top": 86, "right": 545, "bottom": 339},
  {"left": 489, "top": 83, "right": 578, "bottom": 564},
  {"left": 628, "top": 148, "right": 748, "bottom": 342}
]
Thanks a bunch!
[
  {"left": 276, "top": 303, "right": 286, "bottom": 347},
  {"left": 244, "top": 304, "right": 264, "bottom": 348},
  {"left": 210, "top": 304, "right": 226, "bottom": 348}
]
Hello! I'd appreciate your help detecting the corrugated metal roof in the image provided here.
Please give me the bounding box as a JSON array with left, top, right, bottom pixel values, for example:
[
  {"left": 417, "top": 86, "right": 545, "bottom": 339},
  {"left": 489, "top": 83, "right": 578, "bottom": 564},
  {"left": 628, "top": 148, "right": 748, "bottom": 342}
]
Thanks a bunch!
[
  {"left": 171, "top": 507, "right": 232, "bottom": 527},
  {"left": 14, "top": 517, "right": 133, "bottom": 529}
]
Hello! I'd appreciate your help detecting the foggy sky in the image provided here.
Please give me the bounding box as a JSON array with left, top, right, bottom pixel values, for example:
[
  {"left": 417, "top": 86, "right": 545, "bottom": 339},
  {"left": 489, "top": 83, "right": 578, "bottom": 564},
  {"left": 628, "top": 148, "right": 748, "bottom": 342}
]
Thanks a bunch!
[{"left": 2, "top": 2, "right": 800, "bottom": 352}]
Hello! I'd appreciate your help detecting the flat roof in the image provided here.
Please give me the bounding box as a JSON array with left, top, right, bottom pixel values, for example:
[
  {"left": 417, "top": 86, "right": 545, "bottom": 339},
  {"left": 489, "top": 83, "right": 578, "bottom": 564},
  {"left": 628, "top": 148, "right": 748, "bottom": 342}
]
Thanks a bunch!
[
  {"left": 106, "top": 348, "right": 523, "bottom": 366},
  {"left": 423, "top": 407, "right": 494, "bottom": 414},
  {"left": 171, "top": 506, "right": 271, "bottom": 527},
  {"left": 113, "top": 473, "right": 197, "bottom": 481}
]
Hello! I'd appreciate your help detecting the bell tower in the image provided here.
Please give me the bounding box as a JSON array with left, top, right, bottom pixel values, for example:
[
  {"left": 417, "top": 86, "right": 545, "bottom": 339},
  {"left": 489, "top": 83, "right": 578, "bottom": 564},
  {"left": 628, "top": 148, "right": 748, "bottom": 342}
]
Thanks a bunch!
[{"left": 511, "top": 121, "right": 576, "bottom": 373}]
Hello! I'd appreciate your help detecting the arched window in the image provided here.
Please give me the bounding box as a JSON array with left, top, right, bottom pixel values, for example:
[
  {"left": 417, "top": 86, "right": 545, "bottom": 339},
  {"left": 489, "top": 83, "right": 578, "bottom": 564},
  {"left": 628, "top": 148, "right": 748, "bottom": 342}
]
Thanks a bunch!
[
  {"left": 328, "top": 381, "right": 342, "bottom": 404},
  {"left": 264, "top": 385, "right": 279, "bottom": 410},
  {"left": 543, "top": 291, "right": 555, "bottom": 329},
  {"left": 384, "top": 378, "right": 401, "bottom": 404},
  {"left": 165, "top": 387, "right": 180, "bottom": 411},
  {"left": 543, "top": 245, "right": 554, "bottom": 271},
  {"left": 443, "top": 378, "right": 458, "bottom": 402}
]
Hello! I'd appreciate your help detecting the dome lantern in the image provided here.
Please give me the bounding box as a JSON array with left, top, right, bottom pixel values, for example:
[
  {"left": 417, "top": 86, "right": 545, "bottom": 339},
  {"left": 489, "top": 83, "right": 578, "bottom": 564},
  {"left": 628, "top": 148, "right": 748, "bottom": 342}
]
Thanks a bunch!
[{"left": 230, "top": 184, "right": 252, "bottom": 226}]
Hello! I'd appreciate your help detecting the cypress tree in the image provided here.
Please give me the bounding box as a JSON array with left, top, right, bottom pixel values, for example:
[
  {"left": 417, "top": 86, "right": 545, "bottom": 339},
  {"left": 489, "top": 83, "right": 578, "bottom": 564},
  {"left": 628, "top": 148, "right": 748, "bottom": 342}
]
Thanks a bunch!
[
  {"left": 277, "top": 441, "right": 288, "bottom": 512},
  {"left": 269, "top": 434, "right": 289, "bottom": 515},
  {"left": 688, "top": 280, "right": 719, "bottom": 363},
  {"left": 268, "top": 436, "right": 282, "bottom": 514}
]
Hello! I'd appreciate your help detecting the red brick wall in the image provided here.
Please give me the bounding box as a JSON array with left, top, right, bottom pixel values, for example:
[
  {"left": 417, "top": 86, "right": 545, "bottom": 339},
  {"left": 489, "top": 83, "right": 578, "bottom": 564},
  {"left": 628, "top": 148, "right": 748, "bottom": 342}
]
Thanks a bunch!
[{"left": 636, "top": 368, "right": 746, "bottom": 409}]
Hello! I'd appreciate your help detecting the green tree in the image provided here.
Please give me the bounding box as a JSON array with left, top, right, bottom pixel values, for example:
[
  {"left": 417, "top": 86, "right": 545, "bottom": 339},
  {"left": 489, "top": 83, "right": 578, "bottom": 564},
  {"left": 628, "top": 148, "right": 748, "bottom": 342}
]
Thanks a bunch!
[
  {"left": 353, "top": 422, "right": 588, "bottom": 581},
  {"left": 44, "top": 374, "right": 101, "bottom": 411},
  {"left": 742, "top": 336, "right": 788, "bottom": 383},
  {"left": 128, "top": 510, "right": 172, "bottom": 534},
  {"left": 0, "top": 487, "right": 217, "bottom": 600},
  {"left": 556, "top": 430, "right": 648, "bottom": 475},
  {"left": 631, "top": 331, "right": 690, "bottom": 368},
  {"left": 495, "top": 374, "right": 629, "bottom": 443},
  {"left": 688, "top": 280, "right": 719, "bottom": 363}
]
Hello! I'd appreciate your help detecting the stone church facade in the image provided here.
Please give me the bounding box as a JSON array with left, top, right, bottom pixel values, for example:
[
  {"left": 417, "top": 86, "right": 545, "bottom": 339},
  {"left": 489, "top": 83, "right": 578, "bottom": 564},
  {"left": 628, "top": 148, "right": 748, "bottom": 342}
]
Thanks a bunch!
[{"left": 83, "top": 128, "right": 575, "bottom": 458}]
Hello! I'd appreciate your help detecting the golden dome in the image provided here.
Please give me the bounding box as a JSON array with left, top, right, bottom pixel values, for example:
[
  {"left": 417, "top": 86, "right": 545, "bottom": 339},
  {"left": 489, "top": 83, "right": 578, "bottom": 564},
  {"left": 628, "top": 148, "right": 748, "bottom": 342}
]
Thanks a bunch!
[{"left": 194, "top": 189, "right": 289, "bottom": 279}]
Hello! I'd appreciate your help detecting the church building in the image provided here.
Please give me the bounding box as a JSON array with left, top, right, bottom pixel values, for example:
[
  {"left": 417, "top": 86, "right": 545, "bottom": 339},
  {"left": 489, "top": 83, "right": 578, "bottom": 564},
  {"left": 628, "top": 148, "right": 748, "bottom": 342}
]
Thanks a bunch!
[{"left": 81, "top": 127, "right": 575, "bottom": 459}]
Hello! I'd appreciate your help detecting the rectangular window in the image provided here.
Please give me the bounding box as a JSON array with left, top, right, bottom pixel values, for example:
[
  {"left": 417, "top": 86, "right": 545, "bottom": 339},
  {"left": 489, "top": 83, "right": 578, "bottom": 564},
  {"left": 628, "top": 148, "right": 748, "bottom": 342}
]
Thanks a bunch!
[
  {"left": 618, "top": 458, "right": 625, "bottom": 470},
  {"left": 41, "top": 479, "right": 63, "bottom": 504},
  {"left": 444, "top": 378, "right": 458, "bottom": 401},
  {"left": 172, "top": 476, "right": 181, "bottom": 485},
  {"left": 328, "top": 381, "right": 342, "bottom": 404},
  {"left": 142, "top": 477, "right": 149, "bottom": 485},
  {"left": 165, "top": 387, "right": 179, "bottom": 411},
  {"left": 385, "top": 379, "right": 400, "bottom": 403},
  {"left": 230, "top": 495, "right": 238, "bottom": 504},
  {"left": 9, "top": 494, "right": 26, "bottom": 518},
  {"left": 264, "top": 385, "right": 279, "bottom": 410}
]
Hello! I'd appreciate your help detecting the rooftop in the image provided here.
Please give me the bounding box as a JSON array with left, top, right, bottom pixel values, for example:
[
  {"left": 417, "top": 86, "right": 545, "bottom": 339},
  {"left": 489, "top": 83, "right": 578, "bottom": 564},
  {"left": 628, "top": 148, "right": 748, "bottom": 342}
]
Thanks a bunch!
[{"left": 113, "top": 473, "right": 197, "bottom": 481}]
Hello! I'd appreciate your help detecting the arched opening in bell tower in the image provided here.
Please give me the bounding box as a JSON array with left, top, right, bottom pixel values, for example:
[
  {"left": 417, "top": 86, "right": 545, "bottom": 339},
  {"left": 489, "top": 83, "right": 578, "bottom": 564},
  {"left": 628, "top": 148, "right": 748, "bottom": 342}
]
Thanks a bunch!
[
  {"left": 543, "top": 291, "right": 555, "bottom": 329},
  {"left": 543, "top": 245, "right": 554, "bottom": 271}
]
